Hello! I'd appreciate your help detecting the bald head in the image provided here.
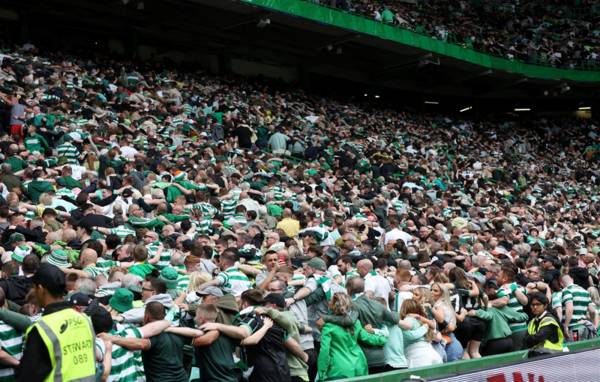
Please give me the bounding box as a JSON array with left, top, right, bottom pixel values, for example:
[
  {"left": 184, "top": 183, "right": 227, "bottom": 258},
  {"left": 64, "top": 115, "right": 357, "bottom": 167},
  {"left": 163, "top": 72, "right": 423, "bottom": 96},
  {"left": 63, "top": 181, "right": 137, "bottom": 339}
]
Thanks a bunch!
[
  {"left": 80, "top": 248, "right": 98, "bottom": 266},
  {"left": 346, "top": 276, "right": 364, "bottom": 295},
  {"left": 356, "top": 259, "right": 373, "bottom": 277}
]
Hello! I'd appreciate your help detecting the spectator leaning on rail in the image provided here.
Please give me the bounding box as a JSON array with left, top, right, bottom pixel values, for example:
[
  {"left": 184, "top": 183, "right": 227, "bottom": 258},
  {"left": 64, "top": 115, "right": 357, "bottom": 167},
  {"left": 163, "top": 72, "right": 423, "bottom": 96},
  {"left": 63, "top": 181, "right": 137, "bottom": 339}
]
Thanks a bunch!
[{"left": 524, "top": 292, "right": 564, "bottom": 357}]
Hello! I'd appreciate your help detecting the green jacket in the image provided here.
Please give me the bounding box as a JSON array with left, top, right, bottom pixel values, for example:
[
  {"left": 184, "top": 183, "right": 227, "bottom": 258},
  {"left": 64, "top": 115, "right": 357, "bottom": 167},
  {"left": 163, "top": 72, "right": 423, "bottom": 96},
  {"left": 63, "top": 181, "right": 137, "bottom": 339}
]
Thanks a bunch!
[
  {"left": 318, "top": 320, "right": 386, "bottom": 381},
  {"left": 324, "top": 294, "right": 398, "bottom": 368},
  {"left": 475, "top": 306, "right": 529, "bottom": 341}
]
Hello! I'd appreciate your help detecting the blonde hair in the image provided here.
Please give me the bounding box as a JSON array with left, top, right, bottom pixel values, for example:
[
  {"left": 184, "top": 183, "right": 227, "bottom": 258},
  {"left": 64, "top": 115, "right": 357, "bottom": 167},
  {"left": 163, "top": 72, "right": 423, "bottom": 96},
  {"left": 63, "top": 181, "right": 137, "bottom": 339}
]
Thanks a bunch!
[
  {"left": 188, "top": 272, "right": 212, "bottom": 292},
  {"left": 414, "top": 286, "right": 433, "bottom": 306},
  {"left": 588, "top": 286, "right": 600, "bottom": 307},
  {"left": 331, "top": 292, "right": 352, "bottom": 316},
  {"left": 431, "top": 282, "right": 451, "bottom": 305}
]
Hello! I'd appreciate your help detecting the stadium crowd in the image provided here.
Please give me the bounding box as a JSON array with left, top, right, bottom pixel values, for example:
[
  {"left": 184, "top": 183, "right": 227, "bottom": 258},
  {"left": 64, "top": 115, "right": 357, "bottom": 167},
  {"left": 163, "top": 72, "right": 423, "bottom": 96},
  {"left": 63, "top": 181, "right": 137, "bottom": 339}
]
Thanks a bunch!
[
  {"left": 311, "top": 0, "right": 600, "bottom": 69},
  {"left": 0, "top": 43, "right": 598, "bottom": 382}
]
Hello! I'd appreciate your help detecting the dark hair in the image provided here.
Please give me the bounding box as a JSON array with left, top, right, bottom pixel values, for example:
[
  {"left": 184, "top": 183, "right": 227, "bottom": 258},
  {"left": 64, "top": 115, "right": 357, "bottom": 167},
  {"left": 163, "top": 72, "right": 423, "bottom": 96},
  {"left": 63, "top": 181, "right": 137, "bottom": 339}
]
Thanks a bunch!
[
  {"left": 145, "top": 301, "right": 166, "bottom": 320},
  {"left": 148, "top": 277, "right": 167, "bottom": 294},
  {"left": 240, "top": 289, "right": 264, "bottom": 306},
  {"left": 528, "top": 291, "right": 549, "bottom": 306},
  {"left": 22, "top": 254, "right": 40, "bottom": 274},
  {"left": 105, "top": 234, "right": 121, "bottom": 250},
  {"left": 83, "top": 240, "right": 104, "bottom": 258}
]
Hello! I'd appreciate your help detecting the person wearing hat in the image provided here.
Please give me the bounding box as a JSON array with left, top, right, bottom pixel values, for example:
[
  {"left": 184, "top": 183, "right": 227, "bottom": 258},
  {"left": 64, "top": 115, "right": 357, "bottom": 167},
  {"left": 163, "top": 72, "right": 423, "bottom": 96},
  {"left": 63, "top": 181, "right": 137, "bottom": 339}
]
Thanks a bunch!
[
  {"left": 196, "top": 286, "right": 224, "bottom": 304},
  {"left": 16, "top": 263, "right": 96, "bottom": 382},
  {"left": 45, "top": 249, "right": 71, "bottom": 269},
  {"left": 109, "top": 288, "right": 134, "bottom": 314},
  {"left": 3, "top": 232, "right": 25, "bottom": 251},
  {"left": 159, "top": 267, "right": 180, "bottom": 299}
]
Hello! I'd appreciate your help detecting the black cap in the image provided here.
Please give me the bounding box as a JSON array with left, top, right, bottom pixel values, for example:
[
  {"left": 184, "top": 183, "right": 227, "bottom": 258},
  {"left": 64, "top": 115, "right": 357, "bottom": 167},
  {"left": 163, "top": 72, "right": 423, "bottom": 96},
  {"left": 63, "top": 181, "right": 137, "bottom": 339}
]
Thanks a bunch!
[
  {"left": 291, "top": 255, "right": 311, "bottom": 269},
  {"left": 69, "top": 293, "right": 93, "bottom": 307},
  {"left": 264, "top": 293, "right": 285, "bottom": 309},
  {"left": 32, "top": 263, "right": 66, "bottom": 296}
]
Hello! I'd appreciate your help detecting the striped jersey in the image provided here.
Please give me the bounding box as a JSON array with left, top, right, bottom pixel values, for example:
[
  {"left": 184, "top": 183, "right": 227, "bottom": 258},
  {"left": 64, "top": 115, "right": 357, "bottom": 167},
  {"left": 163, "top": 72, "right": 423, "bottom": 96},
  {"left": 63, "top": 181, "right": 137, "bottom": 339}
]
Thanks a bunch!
[
  {"left": 0, "top": 321, "right": 23, "bottom": 382},
  {"left": 83, "top": 265, "right": 108, "bottom": 279},
  {"left": 147, "top": 242, "right": 171, "bottom": 269},
  {"left": 561, "top": 284, "right": 592, "bottom": 327},
  {"left": 216, "top": 267, "right": 251, "bottom": 296},
  {"left": 56, "top": 142, "right": 80, "bottom": 164},
  {"left": 552, "top": 291, "right": 562, "bottom": 312},
  {"left": 221, "top": 199, "right": 237, "bottom": 219},
  {"left": 496, "top": 282, "right": 527, "bottom": 332},
  {"left": 108, "top": 323, "right": 145, "bottom": 382},
  {"left": 186, "top": 203, "right": 218, "bottom": 217},
  {"left": 109, "top": 226, "right": 137, "bottom": 240}
]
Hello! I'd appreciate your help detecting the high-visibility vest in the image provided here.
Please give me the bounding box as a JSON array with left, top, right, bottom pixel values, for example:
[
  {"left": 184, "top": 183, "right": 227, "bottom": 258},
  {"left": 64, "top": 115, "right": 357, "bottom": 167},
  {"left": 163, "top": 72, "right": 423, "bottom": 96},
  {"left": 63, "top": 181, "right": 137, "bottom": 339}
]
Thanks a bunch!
[
  {"left": 26, "top": 308, "right": 96, "bottom": 382},
  {"left": 527, "top": 314, "right": 564, "bottom": 353}
]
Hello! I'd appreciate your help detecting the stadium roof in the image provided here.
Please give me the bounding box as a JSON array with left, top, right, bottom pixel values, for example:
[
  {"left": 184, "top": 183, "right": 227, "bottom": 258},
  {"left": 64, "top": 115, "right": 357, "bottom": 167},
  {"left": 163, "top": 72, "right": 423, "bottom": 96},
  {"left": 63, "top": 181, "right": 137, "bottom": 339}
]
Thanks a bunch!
[{"left": 2, "top": 0, "right": 599, "bottom": 109}]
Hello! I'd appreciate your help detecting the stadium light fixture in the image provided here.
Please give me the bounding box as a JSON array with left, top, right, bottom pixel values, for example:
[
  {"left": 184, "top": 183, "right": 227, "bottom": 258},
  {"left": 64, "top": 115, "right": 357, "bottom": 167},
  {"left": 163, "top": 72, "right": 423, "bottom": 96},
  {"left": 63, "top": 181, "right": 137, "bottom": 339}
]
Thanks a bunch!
[
  {"left": 459, "top": 106, "right": 472, "bottom": 113},
  {"left": 514, "top": 108, "right": 531, "bottom": 112},
  {"left": 363, "top": 93, "right": 368, "bottom": 97},
  {"left": 257, "top": 17, "right": 271, "bottom": 28},
  {"left": 374, "top": 95, "right": 380, "bottom": 99},
  {"left": 578, "top": 106, "right": 591, "bottom": 111},
  {"left": 424, "top": 101, "right": 439, "bottom": 105}
]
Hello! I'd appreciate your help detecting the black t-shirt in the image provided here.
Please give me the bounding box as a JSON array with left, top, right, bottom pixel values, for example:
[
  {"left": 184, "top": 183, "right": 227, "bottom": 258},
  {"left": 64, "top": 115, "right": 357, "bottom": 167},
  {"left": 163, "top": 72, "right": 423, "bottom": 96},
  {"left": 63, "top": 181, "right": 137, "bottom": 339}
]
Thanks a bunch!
[
  {"left": 234, "top": 126, "right": 253, "bottom": 149},
  {"left": 143, "top": 332, "right": 191, "bottom": 382},
  {"left": 237, "top": 312, "right": 290, "bottom": 382}
]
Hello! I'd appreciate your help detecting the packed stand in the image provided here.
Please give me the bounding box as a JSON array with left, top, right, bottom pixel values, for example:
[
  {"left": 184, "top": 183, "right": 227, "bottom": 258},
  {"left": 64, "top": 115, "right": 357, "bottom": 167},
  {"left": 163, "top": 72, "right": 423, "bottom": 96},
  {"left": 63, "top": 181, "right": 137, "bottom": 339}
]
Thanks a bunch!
[
  {"left": 310, "top": 0, "right": 600, "bottom": 69},
  {"left": 0, "top": 44, "right": 599, "bottom": 382}
]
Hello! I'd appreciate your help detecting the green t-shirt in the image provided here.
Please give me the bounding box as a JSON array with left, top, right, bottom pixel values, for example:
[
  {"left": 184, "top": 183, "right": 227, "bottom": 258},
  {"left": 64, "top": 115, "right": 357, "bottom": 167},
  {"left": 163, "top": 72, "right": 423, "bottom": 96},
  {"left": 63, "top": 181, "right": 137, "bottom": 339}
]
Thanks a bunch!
[
  {"left": 128, "top": 263, "right": 156, "bottom": 279},
  {"left": 143, "top": 332, "right": 190, "bottom": 382},
  {"left": 5, "top": 156, "right": 26, "bottom": 172},
  {"left": 382, "top": 9, "right": 394, "bottom": 23},
  {"left": 195, "top": 334, "right": 240, "bottom": 382}
]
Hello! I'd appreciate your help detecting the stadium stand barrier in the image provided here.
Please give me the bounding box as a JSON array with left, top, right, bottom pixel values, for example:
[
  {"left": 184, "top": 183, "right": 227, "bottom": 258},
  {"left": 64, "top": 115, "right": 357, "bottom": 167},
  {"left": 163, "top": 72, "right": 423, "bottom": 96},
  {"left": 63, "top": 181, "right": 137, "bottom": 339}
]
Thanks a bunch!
[
  {"left": 333, "top": 337, "right": 600, "bottom": 382},
  {"left": 240, "top": 0, "right": 600, "bottom": 82}
]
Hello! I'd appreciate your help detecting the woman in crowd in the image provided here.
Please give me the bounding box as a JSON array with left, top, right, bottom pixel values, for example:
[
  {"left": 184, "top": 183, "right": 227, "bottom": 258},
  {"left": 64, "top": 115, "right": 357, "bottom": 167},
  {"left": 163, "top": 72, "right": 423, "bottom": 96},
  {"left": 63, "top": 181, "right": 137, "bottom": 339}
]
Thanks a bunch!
[
  {"left": 431, "top": 282, "right": 463, "bottom": 362},
  {"left": 400, "top": 299, "right": 443, "bottom": 368},
  {"left": 317, "top": 292, "right": 387, "bottom": 381},
  {"left": 524, "top": 292, "right": 564, "bottom": 357}
]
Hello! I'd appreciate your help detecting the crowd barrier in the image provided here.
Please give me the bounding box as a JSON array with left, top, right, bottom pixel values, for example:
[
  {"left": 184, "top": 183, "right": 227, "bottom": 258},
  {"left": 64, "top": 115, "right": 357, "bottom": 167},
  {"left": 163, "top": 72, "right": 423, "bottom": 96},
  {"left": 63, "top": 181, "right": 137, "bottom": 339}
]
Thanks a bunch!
[
  {"left": 334, "top": 338, "right": 600, "bottom": 382},
  {"left": 239, "top": 0, "right": 600, "bottom": 82}
]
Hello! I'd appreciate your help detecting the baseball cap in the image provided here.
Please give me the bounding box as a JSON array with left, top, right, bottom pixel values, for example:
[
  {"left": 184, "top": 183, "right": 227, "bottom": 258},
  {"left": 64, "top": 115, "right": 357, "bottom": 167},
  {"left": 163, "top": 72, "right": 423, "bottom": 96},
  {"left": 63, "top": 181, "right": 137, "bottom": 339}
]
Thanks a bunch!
[
  {"left": 69, "top": 292, "right": 93, "bottom": 307},
  {"left": 32, "top": 263, "right": 66, "bottom": 296},
  {"left": 7, "top": 233, "right": 25, "bottom": 245},
  {"left": 196, "top": 286, "right": 224, "bottom": 298},
  {"left": 264, "top": 293, "right": 285, "bottom": 309},
  {"left": 307, "top": 257, "right": 327, "bottom": 271},
  {"left": 109, "top": 288, "right": 134, "bottom": 313}
]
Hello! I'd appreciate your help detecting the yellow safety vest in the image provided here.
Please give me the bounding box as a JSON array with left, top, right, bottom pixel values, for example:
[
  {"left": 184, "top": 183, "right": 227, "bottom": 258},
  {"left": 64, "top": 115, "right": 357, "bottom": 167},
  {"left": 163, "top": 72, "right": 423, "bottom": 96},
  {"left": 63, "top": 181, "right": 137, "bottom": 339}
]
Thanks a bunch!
[
  {"left": 527, "top": 314, "right": 564, "bottom": 353},
  {"left": 26, "top": 308, "right": 96, "bottom": 382}
]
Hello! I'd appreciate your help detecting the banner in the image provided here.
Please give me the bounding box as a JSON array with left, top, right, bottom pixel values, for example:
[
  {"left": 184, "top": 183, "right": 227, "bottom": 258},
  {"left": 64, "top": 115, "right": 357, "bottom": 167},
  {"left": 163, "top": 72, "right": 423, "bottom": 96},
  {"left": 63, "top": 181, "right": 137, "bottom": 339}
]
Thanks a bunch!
[{"left": 431, "top": 348, "right": 600, "bottom": 382}]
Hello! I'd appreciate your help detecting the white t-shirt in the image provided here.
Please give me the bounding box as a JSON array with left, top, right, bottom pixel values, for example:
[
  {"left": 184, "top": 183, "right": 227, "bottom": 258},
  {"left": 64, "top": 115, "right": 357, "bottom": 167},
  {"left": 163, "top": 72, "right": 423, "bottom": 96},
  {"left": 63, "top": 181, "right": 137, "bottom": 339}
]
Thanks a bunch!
[
  {"left": 384, "top": 228, "right": 413, "bottom": 245},
  {"left": 364, "top": 272, "right": 392, "bottom": 308}
]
